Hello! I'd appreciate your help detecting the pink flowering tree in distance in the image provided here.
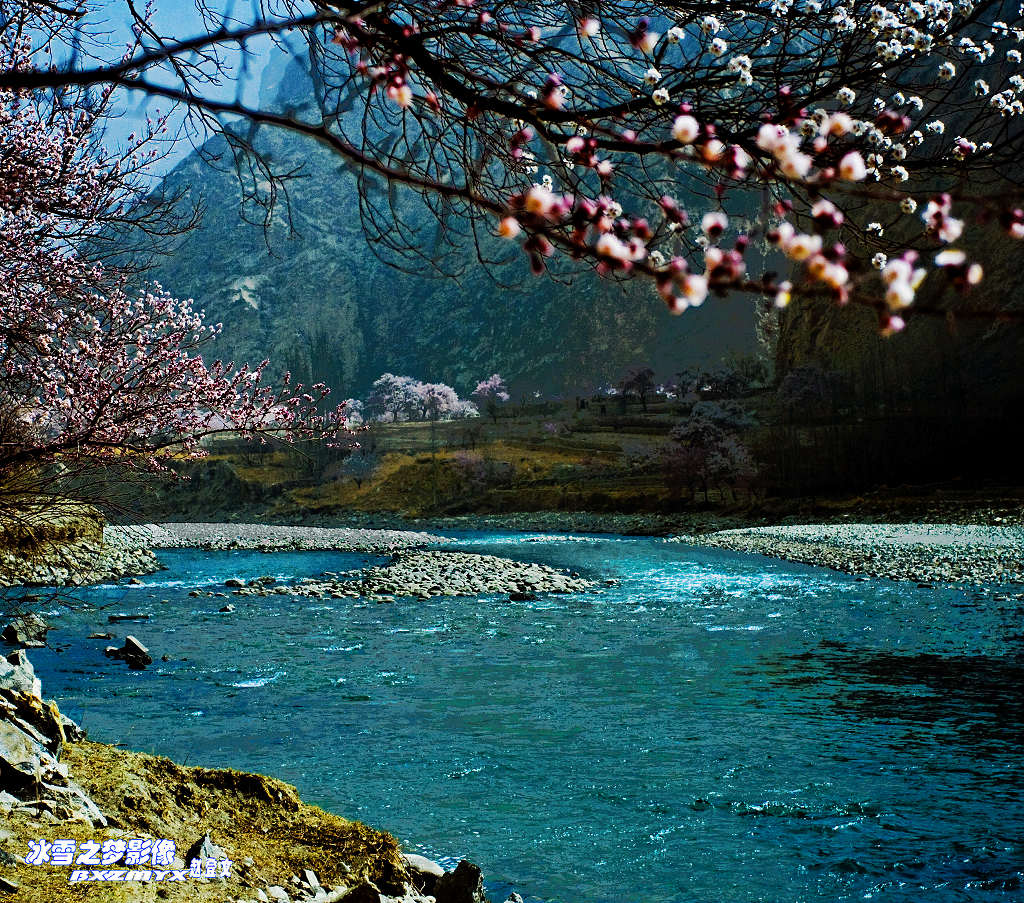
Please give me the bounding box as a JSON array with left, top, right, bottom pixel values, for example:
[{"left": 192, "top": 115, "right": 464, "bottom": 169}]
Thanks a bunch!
[
  {"left": 6, "top": 1, "right": 1024, "bottom": 336},
  {"left": 0, "top": 4, "right": 347, "bottom": 511},
  {"left": 366, "top": 374, "right": 478, "bottom": 422},
  {"left": 473, "top": 374, "right": 511, "bottom": 423}
]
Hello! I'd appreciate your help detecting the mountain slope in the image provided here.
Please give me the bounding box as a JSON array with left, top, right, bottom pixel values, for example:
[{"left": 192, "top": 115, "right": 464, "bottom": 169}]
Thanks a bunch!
[{"left": 146, "top": 57, "right": 756, "bottom": 398}]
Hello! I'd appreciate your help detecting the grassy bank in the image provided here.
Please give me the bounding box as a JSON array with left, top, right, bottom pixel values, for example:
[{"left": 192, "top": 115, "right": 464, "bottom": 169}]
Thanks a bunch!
[
  {"left": 0, "top": 503, "right": 104, "bottom": 556},
  {"left": 133, "top": 404, "right": 1024, "bottom": 528},
  {"left": 145, "top": 417, "right": 748, "bottom": 522},
  {"left": 5, "top": 740, "right": 408, "bottom": 902}
]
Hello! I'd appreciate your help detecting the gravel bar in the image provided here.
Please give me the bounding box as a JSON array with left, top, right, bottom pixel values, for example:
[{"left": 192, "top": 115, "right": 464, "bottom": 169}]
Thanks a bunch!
[
  {"left": 672, "top": 522, "right": 1024, "bottom": 586},
  {"left": 230, "top": 549, "right": 595, "bottom": 601}
]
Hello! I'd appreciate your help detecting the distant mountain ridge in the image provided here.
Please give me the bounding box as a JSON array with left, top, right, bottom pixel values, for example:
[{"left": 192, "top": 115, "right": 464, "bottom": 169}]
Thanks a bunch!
[{"left": 146, "top": 54, "right": 755, "bottom": 399}]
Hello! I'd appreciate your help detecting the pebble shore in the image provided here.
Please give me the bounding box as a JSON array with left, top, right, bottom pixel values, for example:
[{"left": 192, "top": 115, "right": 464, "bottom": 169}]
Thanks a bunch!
[
  {"left": 673, "top": 522, "right": 1024, "bottom": 586},
  {"left": 108, "top": 522, "right": 447, "bottom": 554}
]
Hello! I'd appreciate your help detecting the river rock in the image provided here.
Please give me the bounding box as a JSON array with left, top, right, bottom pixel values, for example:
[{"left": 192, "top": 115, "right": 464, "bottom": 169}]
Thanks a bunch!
[
  {"left": 0, "top": 719, "right": 45, "bottom": 793},
  {"left": 1, "top": 613, "right": 49, "bottom": 648},
  {"left": 0, "top": 534, "right": 161, "bottom": 589},
  {"left": 434, "top": 861, "right": 487, "bottom": 903},
  {"left": 107, "top": 613, "right": 150, "bottom": 623},
  {"left": 674, "top": 523, "right": 1024, "bottom": 587},
  {"left": 120, "top": 523, "right": 448, "bottom": 555},
  {"left": 103, "top": 635, "right": 152, "bottom": 670}
]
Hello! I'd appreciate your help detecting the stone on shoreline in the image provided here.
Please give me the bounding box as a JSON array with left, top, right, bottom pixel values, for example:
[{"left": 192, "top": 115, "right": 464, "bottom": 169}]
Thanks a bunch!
[
  {"left": 401, "top": 854, "right": 444, "bottom": 894},
  {"left": 0, "top": 650, "right": 42, "bottom": 697},
  {"left": 434, "top": 860, "right": 487, "bottom": 903},
  {"left": 1, "top": 613, "right": 49, "bottom": 648},
  {"left": 186, "top": 831, "right": 228, "bottom": 869},
  {"left": 341, "top": 883, "right": 382, "bottom": 902}
]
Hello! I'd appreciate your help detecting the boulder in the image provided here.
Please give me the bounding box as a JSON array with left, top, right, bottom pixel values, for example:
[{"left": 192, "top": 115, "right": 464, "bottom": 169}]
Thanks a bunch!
[
  {"left": 0, "top": 650, "right": 41, "bottom": 697},
  {"left": 219, "top": 604, "right": 236, "bottom": 613},
  {"left": 401, "top": 854, "right": 444, "bottom": 894},
  {"left": 1, "top": 613, "right": 49, "bottom": 648},
  {"left": 225, "top": 578, "right": 245, "bottom": 588},
  {"left": 340, "top": 883, "right": 381, "bottom": 903},
  {"left": 0, "top": 718, "right": 51, "bottom": 794},
  {"left": 107, "top": 613, "right": 149, "bottom": 623},
  {"left": 103, "top": 635, "right": 153, "bottom": 670},
  {"left": 2, "top": 690, "right": 74, "bottom": 753},
  {"left": 434, "top": 861, "right": 488, "bottom": 903}
]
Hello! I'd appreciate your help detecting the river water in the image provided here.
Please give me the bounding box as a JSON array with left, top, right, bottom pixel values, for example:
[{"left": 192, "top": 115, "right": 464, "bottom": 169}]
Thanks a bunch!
[{"left": 22, "top": 532, "right": 1024, "bottom": 902}]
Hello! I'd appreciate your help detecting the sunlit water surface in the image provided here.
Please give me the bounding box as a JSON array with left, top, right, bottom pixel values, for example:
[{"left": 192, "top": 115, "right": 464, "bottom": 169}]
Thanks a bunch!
[{"left": 20, "top": 532, "right": 1024, "bottom": 903}]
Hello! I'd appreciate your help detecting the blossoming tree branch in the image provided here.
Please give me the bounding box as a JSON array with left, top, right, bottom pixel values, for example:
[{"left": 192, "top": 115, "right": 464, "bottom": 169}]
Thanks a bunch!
[{"left": 5, "top": 1, "right": 1024, "bottom": 351}]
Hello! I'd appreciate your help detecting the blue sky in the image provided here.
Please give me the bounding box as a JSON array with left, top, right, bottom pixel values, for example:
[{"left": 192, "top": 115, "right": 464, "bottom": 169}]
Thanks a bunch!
[{"left": 92, "top": 0, "right": 301, "bottom": 174}]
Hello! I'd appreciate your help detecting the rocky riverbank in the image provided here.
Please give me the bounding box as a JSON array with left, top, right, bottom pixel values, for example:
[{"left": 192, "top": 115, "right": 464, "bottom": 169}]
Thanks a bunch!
[
  {"left": 0, "top": 534, "right": 160, "bottom": 588},
  {"left": 231, "top": 550, "right": 595, "bottom": 601},
  {"left": 673, "top": 523, "right": 1024, "bottom": 586},
  {"left": 1, "top": 650, "right": 522, "bottom": 903}
]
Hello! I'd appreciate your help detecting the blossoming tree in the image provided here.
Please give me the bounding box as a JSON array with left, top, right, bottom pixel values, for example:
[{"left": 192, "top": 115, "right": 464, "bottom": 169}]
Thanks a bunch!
[
  {"left": 5, "top": 1, "right": 1024, "bottom": 341},
  {"left": 0, "top": 2, "right": 346, "bottom": 506},
  {"left": 472, "top": 374, "right": 511, "bottom": 423},
  {"left": 366, "top": 374, "right": 478, "bottom": 422}
]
